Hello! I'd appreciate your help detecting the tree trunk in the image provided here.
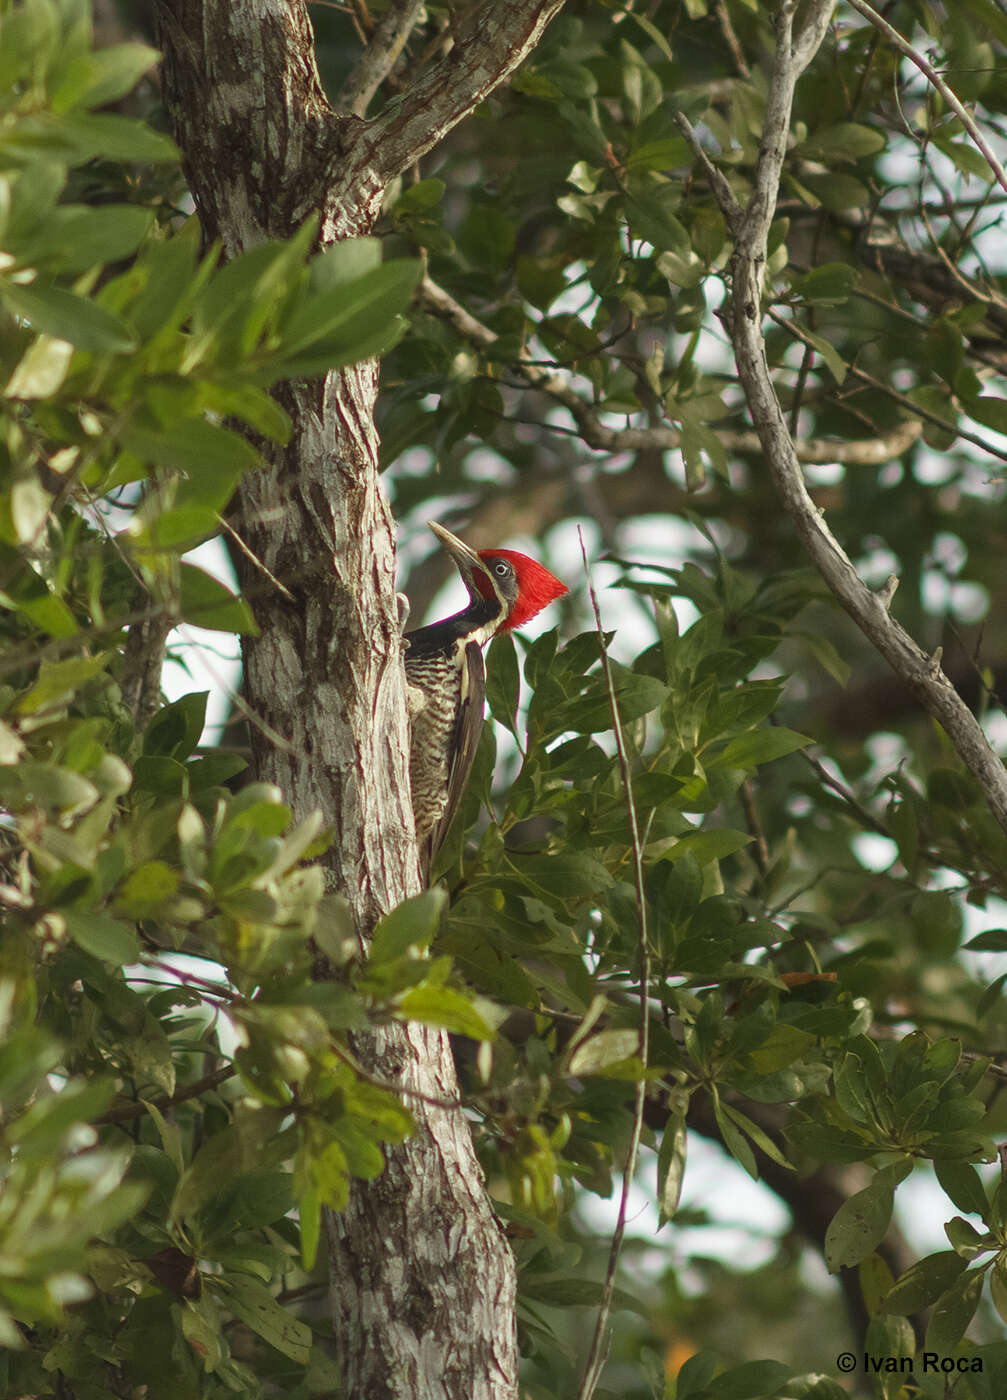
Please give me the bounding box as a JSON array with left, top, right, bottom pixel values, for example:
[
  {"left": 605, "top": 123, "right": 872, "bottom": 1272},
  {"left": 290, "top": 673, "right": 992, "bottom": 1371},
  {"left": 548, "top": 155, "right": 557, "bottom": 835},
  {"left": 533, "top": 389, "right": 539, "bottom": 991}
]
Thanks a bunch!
[{"left": 156, "top": 1, "right": 565, "bottom": 1393}]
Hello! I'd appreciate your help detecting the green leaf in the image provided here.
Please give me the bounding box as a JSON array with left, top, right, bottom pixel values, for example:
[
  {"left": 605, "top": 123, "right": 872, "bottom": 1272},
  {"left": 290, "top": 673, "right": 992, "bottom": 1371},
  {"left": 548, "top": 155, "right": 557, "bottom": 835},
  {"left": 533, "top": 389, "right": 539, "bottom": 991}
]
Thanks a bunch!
[
  {"left": 883, "top": 1251, "right": 968, "bottom": 1315},
  {"left": 14, "top": 653, "right": 110, "bottom": 712},
  {"left": 28, "top": 111, "right": 179, "bottom": 163},
  {"left": 677, "top": 1352, "right": 719, "bottom": 1400},
  {"left": 50, "top": 43, "right": 162, "bottom": 113},
  {"left": 824, "top": 1172, "right": 898, "bottom": 1272},
  {"left": 394, "top": 178, "right": 446, "bottom": 212},
  {"left": 200, "top": 383, "right": 290, "bottom": 443},
  {"left": 791, "top": 262, "right": 856, "bottom": 306},
  {"left": 0, "top": 760, "right": 98, "bottom": 811},
  {"left": 859, "top": 1252, "right": 894, "bottom": 1317},
  {"left": 657, "top": 1106, "right": 687, "bottom": 1225},
  {"left": 627, "top": 10, "right": 674, "bottom": 58},
  {"left": 548, "top": 663, "right": 668, "bottom": 736},
  {"left": 135, "top": 505, "right": 218, "bottom": 551},
  {"left": 667, "top": 828, "right": 752, "bottom": 864},
  {"left": 180, "top": 1298, "right": 223, "bottom": 1372},
  {"left": 711, "top": 726, "right": 811, "bottom": 770},
  {"left": 7, "top": 1077, "right": 115, "bottom": 1153},
  {"left": 748, "top": 1024, "right": 816, "bottom": 1074},
  {"left": 369, "top": 888, "right": 448, "bottom": 967},
  {"left": 145, "top": 692, "right": 208, "bottom": 760},
  {"left": 280, "top": 258, "right": 420, "bottom": 357},
  {"left": 944, "top": 1215, "right": 992, "bottom": 1259},
  {"left": 965, "top": 394, "right": 1007, "bottom": 435},
  {"left": 797, "top": 122, "right": 886, "bottom": 161},
  {"left": 714, "top": 1096, "right": 758, "bottom": 1179},
  {"left": 216, "top": 1275, "right": 311, "bottom": 1364},
  {"left": 863, "top": 1315, "right": 915, "bottom": 1376},
  {"left": 787, "top": 1120, "right": 873, "bottom": 1164},
  {"left": 965, "top": 928, "right": 1007, "bottom": 951},
  {"left": 121, "top": 418, "right": 259, "bottom": 507},
  {"left": 2, "top": 279, "right": 136, "bottom": 353},
  {"left": 680, "top": 418, "right": 728, "bottom": 487},
  {"left": 935, "top": 1159, "right": 991, "bottom": 1226},
  {"left": 64, "top": 910, "right": 141, "bottom": 963},
  {"left": 171, "top": 1128, "right": 246, "bottom": 1223},
  {"left": 706, "top": 1359, "right": 793, "bottom": 1399},
  {"left": 802, "top": 171, "right": 871, "bottom": 212},
  {"left": 308, "top": 235, "right": 383, "bottom": 292},
  {"left": 178, "top": 564, "right": 258, "bottom": 634},
  {"left": 934, "top": 133, "right": 998, "bottom": 182},
  {"left": 16, "top": 204, "right": 153, "bottom": 274},
  {"left": 520, "top": 1275, "right": 647, "bottom": 1314},
  {"left": 511, "top": 850, "right": 613, "bottom": 898},
  {"left": 625, "top": 138, "right": 690, "bottom": 171},
  {"left": 115, "top": 861, "right": 179, "bottom": 914},
  {"left": 299, "top": 1184, "right": 322, "bottom": 1272},
  {"left": 719, "top": 1102, "right": 792, "bottom": 1170},
  {"left": 395, "top": 986, "right": 494, "bottom": 1039},
  {"left": 977, "top": 971, "right": 1007, "bottom": 1017},
  {"left": 486, "top": 632, "right": 521, "bottom": 738},
  {"left": 265, "top": 316, "right": 409, "bottom": 379},
  {"left": 991, "top": 1256, "right": 1007, "bottom": 1325},
  {"left": 924, "top": 1267, "right": 984, "bottom": 1352},
  {"left": 211, "top": 1172, "right": 293, "bottom": 1233},
  {"left": 625, "top": 189, "right": 690, "bottom": 254},
  {"left": 797, "top": 328, "right": 848, "bottom": 385},
  {"left": 5, "top": 333, "right": 74, "bottom": 398},
  {"left": 567, "top": 1029, "right": 640, "bottom": 1076}
]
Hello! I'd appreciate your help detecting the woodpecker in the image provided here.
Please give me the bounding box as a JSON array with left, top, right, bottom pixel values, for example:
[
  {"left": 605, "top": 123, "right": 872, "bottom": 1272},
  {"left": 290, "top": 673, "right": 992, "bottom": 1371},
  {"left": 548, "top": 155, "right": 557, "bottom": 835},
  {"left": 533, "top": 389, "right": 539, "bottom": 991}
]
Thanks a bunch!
[{"left": 404, "top": 521, "right": 568, "bottom": 880}]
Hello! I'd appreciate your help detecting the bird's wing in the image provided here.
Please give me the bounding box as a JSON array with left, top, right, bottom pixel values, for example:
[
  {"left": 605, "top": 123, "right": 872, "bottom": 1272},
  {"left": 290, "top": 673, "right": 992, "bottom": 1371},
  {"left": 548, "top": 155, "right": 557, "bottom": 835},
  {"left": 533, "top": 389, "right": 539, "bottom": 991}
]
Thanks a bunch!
[{"left": 422, "top": 640, "right": 486, "bottom": 882}]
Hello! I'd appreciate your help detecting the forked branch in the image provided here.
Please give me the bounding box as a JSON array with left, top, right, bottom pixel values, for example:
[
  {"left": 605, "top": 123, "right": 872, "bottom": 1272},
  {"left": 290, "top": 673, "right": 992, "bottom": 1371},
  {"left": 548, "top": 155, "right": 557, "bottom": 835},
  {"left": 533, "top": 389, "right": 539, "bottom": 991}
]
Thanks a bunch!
[{"left": 681, "top": 0, "right": 1007, "bottom": 835}]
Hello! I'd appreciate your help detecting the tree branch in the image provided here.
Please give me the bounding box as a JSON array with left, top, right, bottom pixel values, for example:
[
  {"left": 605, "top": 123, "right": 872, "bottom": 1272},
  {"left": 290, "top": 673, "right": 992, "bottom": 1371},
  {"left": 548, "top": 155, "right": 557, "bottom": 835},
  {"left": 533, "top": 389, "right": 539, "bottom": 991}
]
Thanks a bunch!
[
  {"left": 682, "top": 0, "right": 1007, "bottom": 837},
  {"left": 351, "top": 0, "right": 567, "bottom": 182},
  {"left": 337, "top": 0, "right": 426, "bottom": 117},
  {"left": 120, "top": 585, "right": 171, "bottom": 732},
  {"left": 420, "top": 275, "right": 924, "bottom": 465},
  {"left": 99, "top": 1065, "right": 236, "bottom": 1125},
  {"left": 764, "top": 307, "right": 1007, "bottom": 466}
]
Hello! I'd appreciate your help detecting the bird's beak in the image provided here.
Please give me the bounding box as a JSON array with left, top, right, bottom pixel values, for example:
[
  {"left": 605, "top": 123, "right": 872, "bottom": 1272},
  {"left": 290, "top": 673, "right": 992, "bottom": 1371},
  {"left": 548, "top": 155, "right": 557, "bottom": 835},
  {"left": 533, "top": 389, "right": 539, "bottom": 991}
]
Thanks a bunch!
[{"left": 428, "top": 521, "right": 485, "bottom": 580}]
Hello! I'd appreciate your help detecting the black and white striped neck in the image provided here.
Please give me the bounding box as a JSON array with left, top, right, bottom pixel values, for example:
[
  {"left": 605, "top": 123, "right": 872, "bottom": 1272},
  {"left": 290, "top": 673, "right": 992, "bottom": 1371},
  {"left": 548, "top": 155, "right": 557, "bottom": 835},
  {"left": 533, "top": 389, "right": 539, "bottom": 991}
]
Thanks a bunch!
[{"left": 404, "top": 596, "right": 504, "bottom": 659}]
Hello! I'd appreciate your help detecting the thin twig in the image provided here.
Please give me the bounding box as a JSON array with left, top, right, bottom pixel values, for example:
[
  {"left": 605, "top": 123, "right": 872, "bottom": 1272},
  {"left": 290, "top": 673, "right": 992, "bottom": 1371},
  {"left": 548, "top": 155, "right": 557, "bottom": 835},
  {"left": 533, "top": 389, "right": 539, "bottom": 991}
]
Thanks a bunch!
[
  {"left": 337, "top": 0, "right": 426, "bottom": 116},
  {"left": 714, "top": 0, "right": 750, "bottom": 78},
  {"left": 575, "top": 528, "right": 651, "bottom": 1400},
  {"left": 799, "top": 748, "right": 890, "bottom": 837},
  {"left": 738, "top": 779, "right": 769, "bottom": 876},
  {"left": 98, "top": 1065, "right": 236, "bottom": 1125},
  {"left": 219, "top": 515, "right": 295, "bottom": 603},
  {"left": 846, "top": 0, "right": 1007, "bottom": 196},
  {"left": 764, "top": 307, "right": 1007, "bottom": 466},
  {"left": 328, "top": 1036, "right": 467, "bottom": 1112}
]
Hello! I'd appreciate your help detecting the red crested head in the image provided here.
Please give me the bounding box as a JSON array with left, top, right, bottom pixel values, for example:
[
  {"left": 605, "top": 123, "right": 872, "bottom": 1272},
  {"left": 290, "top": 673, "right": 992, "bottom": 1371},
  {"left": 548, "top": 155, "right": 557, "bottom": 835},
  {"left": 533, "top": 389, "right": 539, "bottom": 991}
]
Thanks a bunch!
[{"left": 473, "top": 549, "right": 569, "bottom": 632}]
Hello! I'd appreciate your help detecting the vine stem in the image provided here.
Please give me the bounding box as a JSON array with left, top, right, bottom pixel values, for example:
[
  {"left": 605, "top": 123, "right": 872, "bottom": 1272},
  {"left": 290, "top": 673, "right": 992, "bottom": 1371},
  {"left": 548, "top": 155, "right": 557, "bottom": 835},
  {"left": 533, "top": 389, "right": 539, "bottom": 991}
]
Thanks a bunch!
[{"left": 575, "top": 528, "right": 652, "bottom": 1400}]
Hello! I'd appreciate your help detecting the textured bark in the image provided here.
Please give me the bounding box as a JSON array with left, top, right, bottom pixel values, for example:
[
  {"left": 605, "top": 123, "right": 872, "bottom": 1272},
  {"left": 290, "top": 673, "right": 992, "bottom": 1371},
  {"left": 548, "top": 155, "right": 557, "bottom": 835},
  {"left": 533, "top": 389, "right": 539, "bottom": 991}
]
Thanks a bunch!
[
  {"left": 120, "top": 582, "right": 171, "bottom": 732},
  {"left": 156, "top": 2, "right": 566, "bottom": 1395}
]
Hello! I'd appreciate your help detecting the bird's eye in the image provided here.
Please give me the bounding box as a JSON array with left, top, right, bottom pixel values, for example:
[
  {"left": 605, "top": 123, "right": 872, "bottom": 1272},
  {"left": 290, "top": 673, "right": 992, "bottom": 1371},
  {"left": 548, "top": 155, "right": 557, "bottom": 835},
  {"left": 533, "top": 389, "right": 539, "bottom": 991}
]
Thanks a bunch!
[{"left": 492, "top": 560, "right": 512, "bottom": 577}]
